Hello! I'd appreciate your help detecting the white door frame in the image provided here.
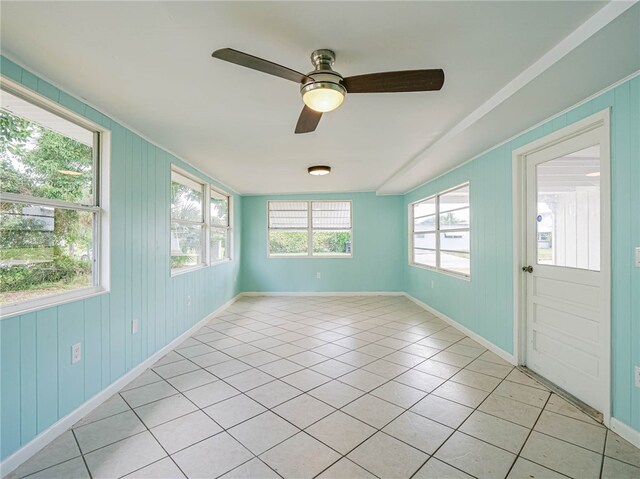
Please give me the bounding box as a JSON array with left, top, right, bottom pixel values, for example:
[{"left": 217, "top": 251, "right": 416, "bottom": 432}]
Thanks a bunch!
[{"left": 512, "top": 108, "right": 611, "bottom": 426}]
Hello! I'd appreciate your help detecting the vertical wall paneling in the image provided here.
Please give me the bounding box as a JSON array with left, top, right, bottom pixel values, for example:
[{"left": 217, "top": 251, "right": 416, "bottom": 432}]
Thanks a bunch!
[
  {"left": 100, "top": 295, "right": 110, "bottom": 389},
  {"left": 131, "top": 133, "right": 142, "bottom": 367},
  {"left": 612, "top": 82, "right": 631, "bottom": 424},
  {"left": 403, "top": 76, "right": 640, "bottom": 432},
  {"left": 0, "top": 57, "right": 242, "bottom": 462},
  {"left": 109, "top": 123, "right": 126, "bottom": 382},
  {"left": 19, "top": 313, "right": 36, "bottom": 445},
  {"left": 56, "top": 301, "right": 85, "bottom": 417},
  {"left": 124, "top": 131, "right": 133, "bottom": 371},
  {"left": 35, "top": 308, "right": 58, "bottom": 432},
  {"left": 629, "top": 76, "right": 640, "bottom": 430},
  {"left": 146, "top": 143, "right": 156, "bottom": 356},
  {"left": 1, "top": 318, "right": 21, "bottom": 458},
  {"left": 83, "top": 296, "right": 102, "bottom": 400}
]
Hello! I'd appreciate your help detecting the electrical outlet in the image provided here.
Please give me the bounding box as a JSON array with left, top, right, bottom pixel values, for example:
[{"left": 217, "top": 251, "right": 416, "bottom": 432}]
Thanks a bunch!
[
  {"left": 187, "top": 295, "right": 192, "bottom": 307},
  {"left": 132, "top": 319, "right": 139, "bottom": 335},
  {"left": 316, "top": 272, "right": 321, "bottom": 279},
  {"left": 71, "top": 343, "right": 81, "bottom": 364},
  {"left": 635, "top": 247, "right": 640, "bottom": 267},
  {"left": 635, "top": 366, "right": 640, "bottom": 388}
]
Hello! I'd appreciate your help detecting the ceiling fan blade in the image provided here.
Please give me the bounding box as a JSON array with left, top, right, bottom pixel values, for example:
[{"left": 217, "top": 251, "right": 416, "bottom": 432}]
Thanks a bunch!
[
  {"left": 343, "top": 69, "right": 444, "bottom": 93},
  {"left": 295, "top": 106, "right": 322, "bottom": 134},
  {"left": 212, "top": 48, "right": 311, "bottom": 84}
]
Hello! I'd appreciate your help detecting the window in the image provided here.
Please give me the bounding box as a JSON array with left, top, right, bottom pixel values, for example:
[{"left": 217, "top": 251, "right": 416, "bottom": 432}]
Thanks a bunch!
[
  {"left": 0, "top": 79, "right": 109, "bottom": 315},
  {"left": 171, "top": 170, "right": 205, "bottom": 272},
  {"left": 210, "top": 187, "right": 231, "bottom": 262},
  {"left": 268, "top": 200, "right": 352, "bottom": 257},
  {"left": 411, "top": 183, "right": 470, "bottom": 277},
  {"left": 170, "top": 168, "right": 232, "bottom": 273}
]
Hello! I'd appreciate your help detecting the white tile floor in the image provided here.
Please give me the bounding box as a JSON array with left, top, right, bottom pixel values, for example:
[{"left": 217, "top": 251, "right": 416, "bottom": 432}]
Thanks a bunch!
[{"left": 7, "top": 296, "right": 640, "bottom": 479}]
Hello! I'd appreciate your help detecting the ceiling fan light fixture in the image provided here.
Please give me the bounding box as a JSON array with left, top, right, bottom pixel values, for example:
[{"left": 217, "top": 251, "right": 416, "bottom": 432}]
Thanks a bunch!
[
  {"left": 308, "top": 165, "right": 331, "bottom": 176},
  {"left": 301, "top": 82, "right": 345, "bottom": 113}
]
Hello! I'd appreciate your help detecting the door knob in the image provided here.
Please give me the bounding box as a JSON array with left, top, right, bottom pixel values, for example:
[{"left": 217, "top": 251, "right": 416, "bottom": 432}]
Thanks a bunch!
[{"left": 522, "top": 265, "right": 533, "bottom": 273}]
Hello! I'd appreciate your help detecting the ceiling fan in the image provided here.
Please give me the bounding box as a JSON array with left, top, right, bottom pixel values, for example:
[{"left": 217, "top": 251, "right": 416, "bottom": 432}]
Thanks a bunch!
[{"left": 211, "top": 48, "right": 445, "bottom": 134}]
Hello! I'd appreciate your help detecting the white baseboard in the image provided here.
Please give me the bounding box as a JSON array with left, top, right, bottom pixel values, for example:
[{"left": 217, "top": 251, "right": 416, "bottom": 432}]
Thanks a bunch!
[
  {"left": 240, "top": 291, "right": 405, "bottom": 297},
  {"left": 0, "top": 294, "right": 241, "bottom": 478},
  {"left": 404, "top": 293, "right": 516, "bottom": 365},
  {"left": 610, "top": 417, "right": 640, "bottom": 448}
]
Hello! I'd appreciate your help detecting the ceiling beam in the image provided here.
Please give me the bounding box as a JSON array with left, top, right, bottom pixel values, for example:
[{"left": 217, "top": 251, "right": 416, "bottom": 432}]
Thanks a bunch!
[{"left": 376, "top": 0, "right": 638, "bottom": 195}]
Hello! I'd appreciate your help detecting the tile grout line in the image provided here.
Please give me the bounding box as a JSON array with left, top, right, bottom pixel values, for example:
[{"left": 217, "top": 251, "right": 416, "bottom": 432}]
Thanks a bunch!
[
  {"left": 18, "top": 296, "right": 631, "bottom": 479},
  {"left": 70, "top": 429, "right": 93, "bottom": 479}
]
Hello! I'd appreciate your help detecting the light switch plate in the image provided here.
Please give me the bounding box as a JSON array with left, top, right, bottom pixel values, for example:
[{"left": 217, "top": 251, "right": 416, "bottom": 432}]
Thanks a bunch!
[
  {"left": 635, "top": 366, "right": 640, "bottom": 388},
  {"left": 132, "top": 319, "right": 139, "bottom": 335},
  {"left": 635, "top": 247, "right": 640, "bottom": 267}
]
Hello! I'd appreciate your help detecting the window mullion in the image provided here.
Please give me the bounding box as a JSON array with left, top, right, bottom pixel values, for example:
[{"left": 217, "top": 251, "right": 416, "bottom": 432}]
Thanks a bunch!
[
  {"left": 307, "top": 201, "right": 313, "bottom": 257},
  {"left": 436, "top": 194, "right": 441, "bottom": 270}
]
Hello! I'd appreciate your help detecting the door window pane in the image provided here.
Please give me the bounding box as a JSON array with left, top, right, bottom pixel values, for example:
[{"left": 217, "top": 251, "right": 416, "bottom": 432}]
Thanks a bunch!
[{"left": 536, "top": 145, "right": 600, "bottom": 271}]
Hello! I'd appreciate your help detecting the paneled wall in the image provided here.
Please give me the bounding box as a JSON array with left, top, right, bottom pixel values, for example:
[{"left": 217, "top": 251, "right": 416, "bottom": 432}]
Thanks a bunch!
[
  {"left": 241, "top": 193, "right": 403, "bottom": 293},
  {"left": 403, "top": 75, "right": 640, "bottom": 432},
  {"left": 0, "top": 57, "right": 243, "bottom": 460}
]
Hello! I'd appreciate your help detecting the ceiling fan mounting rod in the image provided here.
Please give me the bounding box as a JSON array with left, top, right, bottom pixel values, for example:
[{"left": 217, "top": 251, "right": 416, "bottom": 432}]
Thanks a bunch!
[{"left": 311, "top": 49, "right": 336, "bottom": 71}]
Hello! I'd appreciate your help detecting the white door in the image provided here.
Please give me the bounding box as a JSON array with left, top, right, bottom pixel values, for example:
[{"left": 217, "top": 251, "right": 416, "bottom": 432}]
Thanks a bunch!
[{"left": 524, "top": 120, "right": 610, "bottom": 415}]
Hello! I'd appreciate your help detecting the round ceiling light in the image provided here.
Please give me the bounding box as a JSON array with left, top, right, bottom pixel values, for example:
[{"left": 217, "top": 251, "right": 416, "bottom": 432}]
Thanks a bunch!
[
  {"left": 308, "top": 165, "right": 331, "bottom": 176},
  {"left": 302, "top": 82, "right": 345, "bottom": 112}
]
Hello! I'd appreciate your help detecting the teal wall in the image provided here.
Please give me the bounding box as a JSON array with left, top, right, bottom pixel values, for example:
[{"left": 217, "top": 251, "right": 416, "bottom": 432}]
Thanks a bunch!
[
  {"left": 241, "top": 193, "right": 403, "bottom": 293},
  {"left": 0, "top": 57, "right": 243, "bottom": 461},
  {"left": 403, "top": 75, "right": 640, "bottom": 432},
  {"left": 1, "top": 55, "right": 637, "bottom": 464}
]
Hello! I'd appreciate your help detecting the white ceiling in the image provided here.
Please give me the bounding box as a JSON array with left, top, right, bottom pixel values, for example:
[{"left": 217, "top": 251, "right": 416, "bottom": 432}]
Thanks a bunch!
[{"left": 1, "top": 1, "right": 638, "bottom": 195}]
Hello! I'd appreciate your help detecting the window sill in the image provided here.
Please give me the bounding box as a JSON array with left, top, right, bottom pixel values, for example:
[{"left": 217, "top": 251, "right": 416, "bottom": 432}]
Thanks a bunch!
[
  {"left": 210, "top": 258, "right": 232, "bottom": 267},
  {"left": 171, "top": 263, "right": 207, "bottom": 277},
  {"left": 268, "top": 255, "right": 353, "bottom": 259},
  {"left": 408, "top": 262, "right": 471, "bottom": 281},
  {"left": 0, "top": 286, "right": 109, "bottom": 320}
]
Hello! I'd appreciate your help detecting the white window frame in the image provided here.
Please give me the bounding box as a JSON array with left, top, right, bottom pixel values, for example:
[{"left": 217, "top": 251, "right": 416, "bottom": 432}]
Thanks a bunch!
[
  {"left": 209, "top": 186, "right": 232, "bottom": 264},
  {"left": 267, "top": 200, "right": 353, "bottom": 258},
  {"left": 0, "top": 76, "right": 111, "bottom": 319},
  {"left": 170, "top": 167, "right": 207, "bottom": 275},
  {"left": 170, "top": 166, "right": 233, "bottom": 275},
  {"left": 409, "top": 182, "right": 470, "bottom": 279}
]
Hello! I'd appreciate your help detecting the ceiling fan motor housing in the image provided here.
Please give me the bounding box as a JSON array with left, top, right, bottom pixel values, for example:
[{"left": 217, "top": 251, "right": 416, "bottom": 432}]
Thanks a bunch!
[{"left": 300, "top": 49, "right": 346, "bottom": 103}]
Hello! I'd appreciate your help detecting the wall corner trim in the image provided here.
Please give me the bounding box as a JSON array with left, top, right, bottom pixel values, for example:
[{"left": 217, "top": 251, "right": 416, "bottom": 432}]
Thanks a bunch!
[
  {"left": 610, "top": 417, "right": 640, "bottom": 449},
  {"left": 0, "top": 294, "right": 242, "bottom": 478},
  {"left": 403, "top": 293, "right": 517, "bottom": 365}
]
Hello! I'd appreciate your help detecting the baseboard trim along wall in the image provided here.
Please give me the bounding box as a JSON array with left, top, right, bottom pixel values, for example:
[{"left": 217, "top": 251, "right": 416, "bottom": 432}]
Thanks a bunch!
[
  {"left": 403, "top": 293, "right": 517, "bottom": 365},
  {"left": 610, "top": 417, "right": 640, "bottom": 449},
  {"left": 0, "top": 294, "right": 241, "bottom": 478},
  {"left": 240, "top": 291, "right": 406, "bottom": 297}
]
